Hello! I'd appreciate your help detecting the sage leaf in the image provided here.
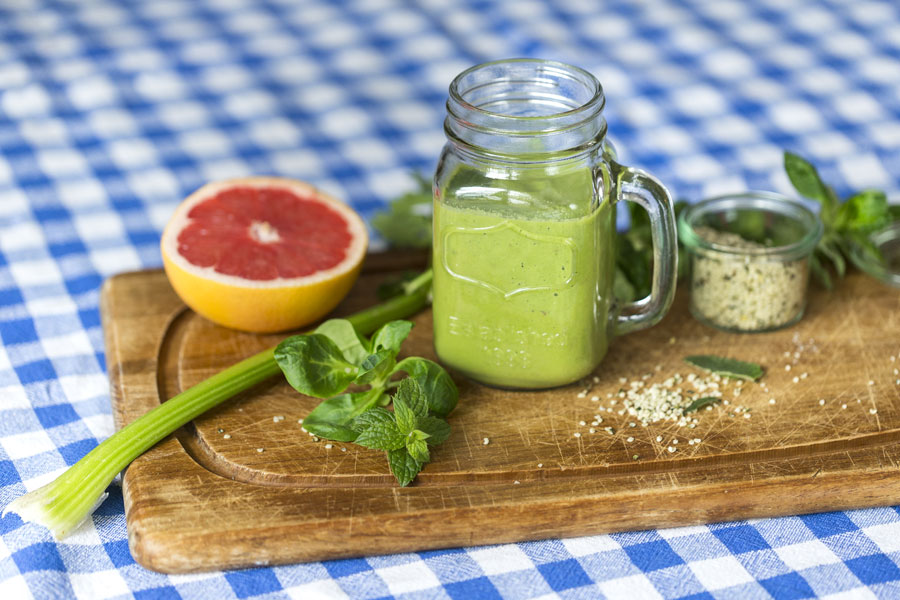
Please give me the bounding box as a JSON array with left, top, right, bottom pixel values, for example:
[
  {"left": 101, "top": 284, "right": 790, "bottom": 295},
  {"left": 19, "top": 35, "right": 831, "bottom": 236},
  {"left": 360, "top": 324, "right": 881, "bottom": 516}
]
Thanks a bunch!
[
  {"left": 394, "top": 357, "right": 458, "bottom": 417},
  {"left": 683, "top": 355, "right": 764, "bottom": 381},
  {"left": 275, "top": 334, "right": 358, "bottom": 398},
  {"left": 371, "top": 320, "right": 414, "bottom": 354},
  {"left": 388, "top": 447, "right": 423, "bottom": 487},
  {"left": 314, "top": 319, "right": 371, "bottom": 366},
  {"left": 352, "top": 408, "right": 406, "bottom": 451},
  {"left": 683, "top": 396, "right": 721, "bottom": 415},
  {"left": 303, "top": 390, "right": 384, "bottom": 442}
]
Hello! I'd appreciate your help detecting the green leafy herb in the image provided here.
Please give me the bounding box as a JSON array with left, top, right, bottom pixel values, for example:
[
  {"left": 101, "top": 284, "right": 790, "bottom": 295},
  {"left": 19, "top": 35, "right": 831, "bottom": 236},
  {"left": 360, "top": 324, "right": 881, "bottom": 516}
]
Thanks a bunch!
[
  {"left": 372, "top": 173, "right": 433, "bottom": 248},
  {"left": 615, "top": 200, "right": 690, "bottom": 302},
  {"left": 684, "top": 355, "right": 764, "bottom": 381},
  {"left": 682, "top": 396, "right": 722, "bottom": 415},
  {"left": 275, "top": 314, "right": 457, "bottom": 486},
  {"left": 784, "top": 151, "right": 892, "bottom": 289},
  {"left": 3, "top": 272, "right": 434, "bottom": 539},
  {"left": 273, "top": 334, "right": 359, "bottom": 398}
]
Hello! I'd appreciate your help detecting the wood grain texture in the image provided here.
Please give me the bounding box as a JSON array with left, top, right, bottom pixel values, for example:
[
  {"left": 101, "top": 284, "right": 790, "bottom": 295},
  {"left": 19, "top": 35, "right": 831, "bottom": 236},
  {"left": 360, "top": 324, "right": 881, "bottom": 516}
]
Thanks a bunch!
[{"left": 101, "top": 253, "right": 900, "bottom": 573}]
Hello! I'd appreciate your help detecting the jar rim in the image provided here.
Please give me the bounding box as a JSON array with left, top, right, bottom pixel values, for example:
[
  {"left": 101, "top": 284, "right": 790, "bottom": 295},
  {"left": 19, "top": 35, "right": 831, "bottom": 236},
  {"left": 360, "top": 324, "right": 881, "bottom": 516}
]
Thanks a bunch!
[
  {"left": 678, "top": 191, "right": 823, "bottom": 260},
  {"left": 447, "top": 58, "right": 605, "bottom": 131}
]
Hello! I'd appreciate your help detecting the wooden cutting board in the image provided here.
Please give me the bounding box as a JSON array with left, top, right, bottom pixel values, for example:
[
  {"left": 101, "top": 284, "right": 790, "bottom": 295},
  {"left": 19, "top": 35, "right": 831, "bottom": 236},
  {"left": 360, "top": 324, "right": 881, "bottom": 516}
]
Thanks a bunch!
[{"left": 101, "top": 251, "right": 900, "bottom": 573}]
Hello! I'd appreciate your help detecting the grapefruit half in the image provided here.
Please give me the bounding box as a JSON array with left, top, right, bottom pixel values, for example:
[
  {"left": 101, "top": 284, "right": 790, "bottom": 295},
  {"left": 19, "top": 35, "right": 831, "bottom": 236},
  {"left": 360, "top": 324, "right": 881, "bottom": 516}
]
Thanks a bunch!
[{"left": 161, "top": 177, "right": 368, "bottom": 333}]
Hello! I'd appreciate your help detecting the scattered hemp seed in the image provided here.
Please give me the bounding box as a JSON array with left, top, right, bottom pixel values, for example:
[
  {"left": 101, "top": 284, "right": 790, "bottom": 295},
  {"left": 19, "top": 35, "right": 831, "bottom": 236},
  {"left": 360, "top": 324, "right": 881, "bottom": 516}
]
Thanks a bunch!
[
  {"left": 868, "top": 380, "right": 875, "bottom": 386},
  {"left": 574, "top": 432, "right": 582, "bottom": 438},
  {"left": 743, "top": 413, "right": 751, "bottom": 419},
  {"left": 514, "top": 480, "right": 520, "bottom": 485},
  {"left": 579, "top": 420, "right": 587, "bottom": 426},
  {"left": 577, "top": 392, "right": 586, "bottom": 399},
  {"left": 324, "top": 443, "right": 333, "bottom": 449},
  {"left": 341, "top": 447, "right": 347, "bottom": 452},
  {"left": 312, "top": 436, "right": 320, "bottom": 442},
  {"left": 593, "top": 376, "right": 600, "bottom": 383},
  {"left": 842, "top": 404, "right": 847, "bottom": 409},
  {"left": 818, "top": 399, "right": 825, "bottom": 406},
  {"left": 785, "top": 365, "right": 792, "bottom": 371},
  {"left": 870, "top": 408, "right": 878, "bottom": 415},
  {"left": 792, "top": 376, "right": 799, "bottom": 383},
  {"left": 217, "top": 428, "right": 224, "bottom": 433},
  {"left": 483, "top": 437, "right": 490, "bottom": 445},
  {"left": 223, "top": 433, "right": 231, "bottom": 439},
  {"left": 591, "top": 396, "right": 599, "bottom": 402},
  {"left": 672, "top": 439, "right": 679, "bottom": 444},
  {"left": 605, "top": 427, "right": 615, "bottom": 435},
  {"left": 801, "top": 372, "right": 808, "bottom": 379},
  {"left": 668, "top": 446, "right": 677, "bottom": 453},
  {"left": 632, "top": 454, "right": 640, "bottom": 460},
  {"left": 589, "top": 428, "right": 596, "bottom": 434},
  {"left": 298, "top": 418, "right": 304, "bottom": 424},
  {"left": 626, "top": 436, "right": 634, "bottom": 443},
  {"left": 257, "top": 448, "right": 264, "bottom": 453},
  {"left": 656, "top": 436, "right": 663, "bottom": 442},
  {"left": 769, "top": 398, "right": 776, "bottom": 405}
]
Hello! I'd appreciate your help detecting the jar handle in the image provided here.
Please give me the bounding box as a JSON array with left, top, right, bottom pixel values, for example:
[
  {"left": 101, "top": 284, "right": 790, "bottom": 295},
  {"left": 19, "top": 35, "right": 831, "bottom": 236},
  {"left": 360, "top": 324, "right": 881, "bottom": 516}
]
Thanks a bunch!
[{"left": 610, "top": 161, "right": 678, "bottom": 336}]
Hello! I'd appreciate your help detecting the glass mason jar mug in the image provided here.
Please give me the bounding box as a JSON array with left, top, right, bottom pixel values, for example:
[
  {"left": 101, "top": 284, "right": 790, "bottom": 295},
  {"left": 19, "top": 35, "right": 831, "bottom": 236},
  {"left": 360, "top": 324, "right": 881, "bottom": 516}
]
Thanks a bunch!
[{"left": 432, "top": 59, "right": 678, "bottom": 389}]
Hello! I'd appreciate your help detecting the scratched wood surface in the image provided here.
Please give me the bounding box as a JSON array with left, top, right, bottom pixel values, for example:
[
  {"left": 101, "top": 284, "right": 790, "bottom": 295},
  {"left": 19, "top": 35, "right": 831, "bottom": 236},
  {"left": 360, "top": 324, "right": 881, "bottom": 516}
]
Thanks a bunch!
[{"left": 101, "top": 251, "right": 900, "bottom": 573}]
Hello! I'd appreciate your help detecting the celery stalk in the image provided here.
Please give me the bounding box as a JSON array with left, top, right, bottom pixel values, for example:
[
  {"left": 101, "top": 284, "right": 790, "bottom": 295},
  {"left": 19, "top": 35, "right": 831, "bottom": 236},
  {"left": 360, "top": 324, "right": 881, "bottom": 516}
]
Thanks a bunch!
[{"left": 3, "top": 270, "right": 432, "bottom": 539}]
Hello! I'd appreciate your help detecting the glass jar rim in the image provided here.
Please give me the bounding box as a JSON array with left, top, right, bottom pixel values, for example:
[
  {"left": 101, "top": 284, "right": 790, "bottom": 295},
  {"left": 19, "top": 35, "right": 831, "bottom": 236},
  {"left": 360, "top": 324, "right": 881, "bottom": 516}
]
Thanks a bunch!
[
  {"left": 447, "top": 58, "right": 606, "bottom": 131},
  {"left": 678, "top": 191, "right": 823, "bottom": 260}
]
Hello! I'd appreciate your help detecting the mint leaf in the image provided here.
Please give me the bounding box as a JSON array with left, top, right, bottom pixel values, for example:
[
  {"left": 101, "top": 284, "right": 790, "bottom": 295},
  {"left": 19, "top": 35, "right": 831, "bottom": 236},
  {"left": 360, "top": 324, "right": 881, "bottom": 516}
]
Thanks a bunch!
[
  {"left": 394, "top": 357, "right": 458, "bottom": 417},
  {"left": 371, "top": 320, "right": 414, "bottom": 354},
  {"left": 395, "top": 377, "right": 427, "bottom": 419},
  {"left": 388, "top": 448, "right": 423, "bottom": 487},
  {"left": 416, "top": 416, "right": 450, "bottom": 445},
  {"left": 372, "top": 176, "right": 432, "bottom": 249},
  {"left": 352, "top": 408, "right": 406, "bottom": 451},
  {"left": 393, "top": 392, "right": 418, "bottom": 435},
  {"left": 314, "top": 319, "right": 371, "bottom": 366},
  {"left": 354, "top": 350, "right": 396, "bottom": 385},
  {"left": 836, "top": 189, "right": 889, "bottom": 232},
  {"left": 684, "top": 355, "right": 764, "bottom": 381},
  {"left": 275, "top": 334, "right": 359, "bottom": 398},
  {"left": 406, "top": 436, "right": 430, "bottom": 463},
  {"left": 810, "top": 253, "right": 833, "bottom": 290},
  {"left": 784, "top": 151, "right": 835, "bottom": 220},
  {"left": 303, "top": 390, "right": 383, "bottom": 442}
]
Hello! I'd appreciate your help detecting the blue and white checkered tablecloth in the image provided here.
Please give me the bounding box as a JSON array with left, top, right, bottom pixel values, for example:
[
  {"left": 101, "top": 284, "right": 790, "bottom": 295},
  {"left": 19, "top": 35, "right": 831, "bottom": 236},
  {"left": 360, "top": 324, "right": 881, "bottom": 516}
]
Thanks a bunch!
[{"left": 2, "top": 0, "right": 900, "bottom": 598}]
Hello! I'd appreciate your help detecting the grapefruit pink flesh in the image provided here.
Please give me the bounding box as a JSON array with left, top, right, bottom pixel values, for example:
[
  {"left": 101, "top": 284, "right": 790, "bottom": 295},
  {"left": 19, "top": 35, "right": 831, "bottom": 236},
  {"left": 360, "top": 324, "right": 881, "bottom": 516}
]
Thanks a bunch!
[
  {"left": 161, "top": 177, "right": 368, "bottom": 333},
  {"left": 177, "top": 186, "right": 352, "bottom": 280}
]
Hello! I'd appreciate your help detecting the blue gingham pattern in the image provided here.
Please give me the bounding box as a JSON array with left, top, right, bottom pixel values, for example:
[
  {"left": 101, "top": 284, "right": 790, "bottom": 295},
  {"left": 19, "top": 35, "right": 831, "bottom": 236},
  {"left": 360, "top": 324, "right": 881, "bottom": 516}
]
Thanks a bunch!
[{"left": 1, "top": 0, "right": 899, "bottom": 598}]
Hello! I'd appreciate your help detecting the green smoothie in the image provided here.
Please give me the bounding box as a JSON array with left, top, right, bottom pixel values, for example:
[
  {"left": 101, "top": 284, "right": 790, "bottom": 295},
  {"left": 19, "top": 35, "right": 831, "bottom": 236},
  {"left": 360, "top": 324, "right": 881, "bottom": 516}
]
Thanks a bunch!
[{"left": 432, "top": 172, "right": 615, "bottom": 389}]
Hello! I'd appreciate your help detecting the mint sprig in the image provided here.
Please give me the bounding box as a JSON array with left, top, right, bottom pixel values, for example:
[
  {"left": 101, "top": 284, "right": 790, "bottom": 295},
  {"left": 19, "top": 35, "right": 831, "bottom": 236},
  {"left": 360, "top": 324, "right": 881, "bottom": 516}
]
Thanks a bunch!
[
  {"left": 784, "top": 151, "right": 892, "bottom": 289},
  {"left": 274, "top": 316, "right": 457, "bottom": 486}
]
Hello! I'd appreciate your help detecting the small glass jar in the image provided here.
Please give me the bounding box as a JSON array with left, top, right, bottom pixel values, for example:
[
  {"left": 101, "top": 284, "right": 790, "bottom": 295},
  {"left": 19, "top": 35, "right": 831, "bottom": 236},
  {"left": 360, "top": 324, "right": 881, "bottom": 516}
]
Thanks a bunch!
[
  {"left": 678, "top": 192, "right": 823, "bottom": 333},
  {"left": 847, "top": 220, "right": 900, "bottom": 288}
]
